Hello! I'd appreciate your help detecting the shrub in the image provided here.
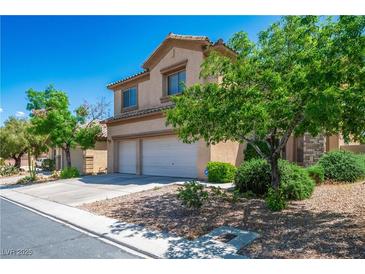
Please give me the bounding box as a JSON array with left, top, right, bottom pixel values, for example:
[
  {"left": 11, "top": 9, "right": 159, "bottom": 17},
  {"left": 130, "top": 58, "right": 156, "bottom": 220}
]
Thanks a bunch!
[
  {"left": 244, "top": 141, "right": 270, "bottom": 161},
  {"left": 235, "top": 159, "right": 315, "bottom": 200},
  {"left": 355, "top": 153, "right": 365, "bottom": 173},
  {"left": 279, "top": 161, "right": 315, "bottom": 200},
  {"left": 17, "top": 175, "right": 36, "bottom": 184},
  {"left": 235, "top": 159, "right": 271, "bottom": 195},
  {"left": 177, "top": 181, "right": 209, "bottom": 209},
  {"left": 306, "top": 164, "right": 325, "bottom": 184},
  {"left": 60, "top": 167, "right": 80, "bottom": 179},
  {"left": 207, "top": 161, "right": 237, "bottom": 183},
  {"left": 266, "top": 187, "right": 287, "bottom": 211},
  {"left": 41, "top": 159, "right": 55, "bottom": 171},
  {"left": 318, "top": 150, "right": 365, "bottom": 182},
  {"left": 0, "top": 164, "right": 20, "bottom": 177}
]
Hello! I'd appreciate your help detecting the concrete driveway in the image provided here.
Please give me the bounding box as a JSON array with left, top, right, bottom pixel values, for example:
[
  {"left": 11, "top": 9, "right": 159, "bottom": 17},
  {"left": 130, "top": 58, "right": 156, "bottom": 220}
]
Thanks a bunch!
[{"left": 0, "top": 173, "right": 186, "bottom": 206}]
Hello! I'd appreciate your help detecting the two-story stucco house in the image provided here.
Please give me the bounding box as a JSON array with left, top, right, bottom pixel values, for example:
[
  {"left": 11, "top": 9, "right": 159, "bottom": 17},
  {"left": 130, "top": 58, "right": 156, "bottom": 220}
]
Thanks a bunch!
[
  {"left": 105, "top": 33, "right": 363, "bottom": 179},
  {"left": 104, "top": 33, "right": 243, "bottom": 179}
]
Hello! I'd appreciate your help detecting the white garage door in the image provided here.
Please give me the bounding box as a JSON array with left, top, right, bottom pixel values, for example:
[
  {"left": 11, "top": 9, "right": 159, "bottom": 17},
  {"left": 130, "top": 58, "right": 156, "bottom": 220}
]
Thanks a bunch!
[
  {"left": 118, "top": 140, "right": 137, "bottom": 174},
  {"left": 142, "top": 136, "right": 198, "bottom": 178}
]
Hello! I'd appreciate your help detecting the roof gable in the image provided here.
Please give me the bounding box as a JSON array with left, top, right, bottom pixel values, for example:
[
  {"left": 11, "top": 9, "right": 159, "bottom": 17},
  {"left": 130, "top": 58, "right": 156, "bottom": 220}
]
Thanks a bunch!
[
  {"left": 142, "top": 33, "right": 211, "bottom": 70},
  {"left": 107, "top": 33, "right": 237, "bottom": 90}
]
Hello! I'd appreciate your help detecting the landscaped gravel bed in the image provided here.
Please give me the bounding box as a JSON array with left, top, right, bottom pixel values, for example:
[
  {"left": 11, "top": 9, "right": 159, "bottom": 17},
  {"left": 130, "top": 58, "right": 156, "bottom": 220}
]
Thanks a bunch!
[{"left": 80, "top": 182, "right": 365, "bottom": 258}]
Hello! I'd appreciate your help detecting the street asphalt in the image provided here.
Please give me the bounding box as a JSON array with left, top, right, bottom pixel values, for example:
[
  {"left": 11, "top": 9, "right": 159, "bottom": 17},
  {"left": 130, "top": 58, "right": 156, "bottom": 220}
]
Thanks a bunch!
[{"left": 0, "top": 198, "right": 141, "bottom": 259}]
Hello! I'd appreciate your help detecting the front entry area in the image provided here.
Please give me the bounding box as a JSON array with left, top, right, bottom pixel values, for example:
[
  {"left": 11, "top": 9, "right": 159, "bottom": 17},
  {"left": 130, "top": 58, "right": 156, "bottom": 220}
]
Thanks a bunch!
[{"left": 117, "top": 135, "right": 198, "bottom": 178}]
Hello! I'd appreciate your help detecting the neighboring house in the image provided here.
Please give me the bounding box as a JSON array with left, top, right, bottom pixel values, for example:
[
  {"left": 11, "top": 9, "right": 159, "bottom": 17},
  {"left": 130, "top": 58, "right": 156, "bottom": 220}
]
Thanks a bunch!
[
  {"left": 105, "top": 33, "right": 362, "bottom": 178},
  {"left": 48, "top": 124, "right": 108, "bottom": 174}
]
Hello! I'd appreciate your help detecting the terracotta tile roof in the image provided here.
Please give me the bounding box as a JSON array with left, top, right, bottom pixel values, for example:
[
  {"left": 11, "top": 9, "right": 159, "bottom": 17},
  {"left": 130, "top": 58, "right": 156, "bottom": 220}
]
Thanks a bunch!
[
  {"left": 166, "top": 32, "right": 210, "bottom": 42},
  {"left": 106, "top": 33, "right": 237, "bottom": 89},
  {"left": 104, "top": 104, "right": 174, "bottom": 123},
  {"left": 107, "top": 70, "right": 149, "bottom": 89},
  {"left": 212, "top": 38, "right": 237, "bottom": 56}
]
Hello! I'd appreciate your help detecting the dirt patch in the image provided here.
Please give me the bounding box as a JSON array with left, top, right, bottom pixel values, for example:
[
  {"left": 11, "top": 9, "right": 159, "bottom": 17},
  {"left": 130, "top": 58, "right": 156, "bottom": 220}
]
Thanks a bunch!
[{"left": 80, "top": 182, "right": 365, "bottom": 258}]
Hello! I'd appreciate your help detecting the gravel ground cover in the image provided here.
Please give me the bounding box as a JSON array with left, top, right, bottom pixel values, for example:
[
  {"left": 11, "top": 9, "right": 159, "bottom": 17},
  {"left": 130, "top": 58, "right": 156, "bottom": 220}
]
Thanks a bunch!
[{"left": 80, "top": 182, "right": 365, "bottom": 258}]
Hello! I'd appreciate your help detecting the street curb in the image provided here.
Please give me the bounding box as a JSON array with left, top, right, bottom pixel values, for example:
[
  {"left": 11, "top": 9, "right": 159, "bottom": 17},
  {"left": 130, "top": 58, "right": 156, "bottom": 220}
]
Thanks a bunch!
[{"left": 0, "top": 195, "right": 159, "bottom": 259}]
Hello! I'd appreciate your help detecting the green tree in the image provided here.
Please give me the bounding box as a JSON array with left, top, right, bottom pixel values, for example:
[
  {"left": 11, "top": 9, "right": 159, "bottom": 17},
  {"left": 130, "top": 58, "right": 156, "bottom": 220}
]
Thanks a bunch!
[
  {"left": 26, "top": 86, "right": 108, "bottom": 168},
  {"left": 25, "top": 123, "right": 49, "bottom": 179},
  {"left": 166, "top": 16, "right": 365, "bottom": 189},
  {"left": 0, "top": 117, "right": 49, "bottom": 175},
  {"left": 0, "top": 117, "right": 29, "bottom": 168}
]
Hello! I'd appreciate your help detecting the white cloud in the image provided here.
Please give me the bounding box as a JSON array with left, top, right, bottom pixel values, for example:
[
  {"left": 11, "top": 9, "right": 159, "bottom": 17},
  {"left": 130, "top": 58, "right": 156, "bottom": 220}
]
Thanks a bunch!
[
  {"left": 0, "top": 108, "right": 3, "bottom": 113},
  {"left": 15, "top": 111, "right": 25, "bottom": 117}
]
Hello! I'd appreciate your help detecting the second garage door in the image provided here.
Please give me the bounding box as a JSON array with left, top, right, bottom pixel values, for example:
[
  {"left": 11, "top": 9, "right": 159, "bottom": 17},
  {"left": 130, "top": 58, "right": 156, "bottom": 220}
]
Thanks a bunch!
[{"left": 142, "top": 136, "right": 198, "bottom": 178}]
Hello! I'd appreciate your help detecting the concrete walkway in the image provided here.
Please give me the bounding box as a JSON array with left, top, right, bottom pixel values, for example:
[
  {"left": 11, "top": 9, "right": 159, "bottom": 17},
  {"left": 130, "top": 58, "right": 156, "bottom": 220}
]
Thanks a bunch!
[{"left": 0, "top": 187, "right": 257, "bottom": 259}]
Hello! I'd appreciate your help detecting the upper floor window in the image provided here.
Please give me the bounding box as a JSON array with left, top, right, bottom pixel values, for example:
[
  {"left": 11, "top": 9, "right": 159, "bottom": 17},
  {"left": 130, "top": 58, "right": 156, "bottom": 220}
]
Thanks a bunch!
[
  {"left": 167, "top": 70, "right": 186, "bottom": 95},
  {"left": 122, "top": 87, "right": 137, "bottom": 109}
]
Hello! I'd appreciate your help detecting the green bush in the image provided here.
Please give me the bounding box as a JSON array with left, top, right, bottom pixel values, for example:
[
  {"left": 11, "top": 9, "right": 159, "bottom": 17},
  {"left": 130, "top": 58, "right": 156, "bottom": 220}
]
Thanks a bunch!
[
  {"left": 207, "top": 161, "right": 237, "bottom": 183},
  {"left": 279, "top": 161, "right": 315, "bottom": 200},
  {"left": 0, "top": 164, "right": 20, "bottom": 177},
  {"left": 266, "top": 187, "right": 287, "bottom": 211},
  {"left": 318, "top": 150, "right": 365, "bottom": 182},
  {"left": 41, "top": 159, "right": 55, "bottom": 171},
  {"left": 17, "top": 175, "right": 36, "bottom": 184},
  {"left": 355, "top": 153, "right": 365, "bottom": 173},
  {"left": 60, "top": 167, "right": 80, "bottom": 179},
  {"left": 306, "top": 164, "right": 325, "bottom": 184},
  {"left": 244, "top": 141, "right": 270, "bottom": 161},
  {"left": 235, "top": 159, "right": 315, "bottom": 200},
  {"left": 235, "top": 159, "right": 271, "bottom": 195},
  {"left": 177, "top": 181, "right": 209, "bottom": 209}
]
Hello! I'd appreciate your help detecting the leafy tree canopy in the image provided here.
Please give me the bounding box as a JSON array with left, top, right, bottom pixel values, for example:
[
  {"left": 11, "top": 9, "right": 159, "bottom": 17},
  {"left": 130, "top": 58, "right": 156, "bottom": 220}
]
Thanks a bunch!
[
  {"left": 166, "top": 16, "right": 365, "bottom": 187},
  {"left": 26, "top": 86, "right": 108, "bottom": 167},
  {"left": 0, "top": 117, "right": 29, "bottom": 167}
]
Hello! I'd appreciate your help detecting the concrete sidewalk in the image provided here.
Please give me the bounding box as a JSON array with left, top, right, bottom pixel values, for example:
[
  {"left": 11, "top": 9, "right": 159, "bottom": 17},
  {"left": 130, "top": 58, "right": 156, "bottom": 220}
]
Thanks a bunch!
[{"left": 0, "top": 188, "right": 256, "bottom": 259}]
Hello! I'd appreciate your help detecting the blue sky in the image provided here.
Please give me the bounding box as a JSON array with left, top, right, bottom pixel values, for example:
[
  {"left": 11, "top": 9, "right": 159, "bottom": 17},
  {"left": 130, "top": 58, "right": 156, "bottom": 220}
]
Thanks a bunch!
[{"left": 0, "top": 15, "right": 280, "bottom": 124}]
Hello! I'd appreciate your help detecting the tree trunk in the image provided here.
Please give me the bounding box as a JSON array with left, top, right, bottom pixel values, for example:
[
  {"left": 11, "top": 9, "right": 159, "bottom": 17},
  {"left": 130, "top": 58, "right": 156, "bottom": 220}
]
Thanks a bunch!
[
  {"left": 64, "top": 146, "right": 72, "bottom": 168},
  {"left": 13, "top": 156, "right": 21, "bottom": 169},
  {"left": 28, "top": 152, "right": 36, "bottom": 179},
  {"left": 269, "top": 155, "right": 280, "bottom": 190}
]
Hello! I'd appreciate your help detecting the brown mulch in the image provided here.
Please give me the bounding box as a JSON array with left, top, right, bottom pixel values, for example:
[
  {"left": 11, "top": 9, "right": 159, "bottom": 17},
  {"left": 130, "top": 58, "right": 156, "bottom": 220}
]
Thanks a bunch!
[{"left": 79, "top": 182, "right": 365, "bottom": 259}]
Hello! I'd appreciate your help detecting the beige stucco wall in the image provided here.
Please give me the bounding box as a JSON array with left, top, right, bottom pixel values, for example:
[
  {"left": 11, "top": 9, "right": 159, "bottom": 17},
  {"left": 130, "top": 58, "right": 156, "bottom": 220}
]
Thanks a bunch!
[
  {"left": 210, "top": 141, "right": 244, "bottom": 167},
  {"left": 108, "top": 117, "right": 170, "bottom": 137},
  {"left": 326, "top": 135, "right": 340, "bottom": 151},
  {"left": 285, "top": 135, "right": 295, "bottom": 162},
  {"left": 341, "top": 144, "right": 365, "bottom": 154},
  {"left": 85, "top": 149, "right": 107, "bottom": 174},
  {"left": 94, "top": 140, "right": 107, "bottom": 150},
  {"left": 70, "top": 147, "right": 84, "bottom": 173},
  {"left": 52, "top": 141, "right": 107, "bottom": 174},
  {"left": 113, "top": 45, "right": 206, "bottom": 114}
]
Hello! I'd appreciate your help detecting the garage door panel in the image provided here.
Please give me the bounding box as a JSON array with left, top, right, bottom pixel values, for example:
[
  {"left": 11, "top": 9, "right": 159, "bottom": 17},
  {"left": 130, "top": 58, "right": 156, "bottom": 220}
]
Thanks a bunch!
[
  {"left": 142, "top": 136, "right": 197, "bottom": 178},
  {"left": 118, "top": 140, "right": 137, "bottom": 174}
]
